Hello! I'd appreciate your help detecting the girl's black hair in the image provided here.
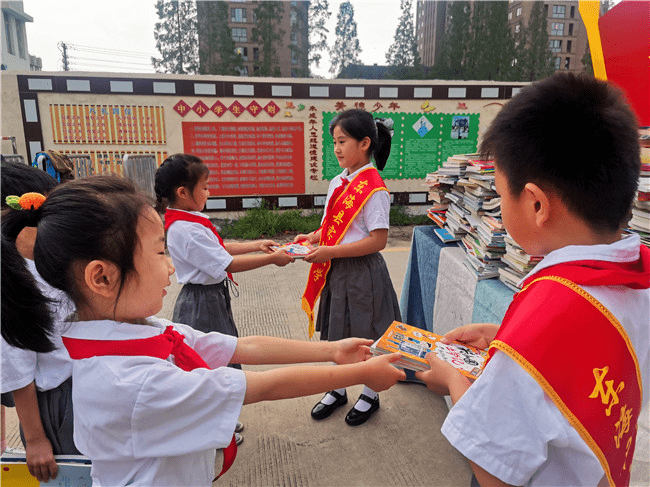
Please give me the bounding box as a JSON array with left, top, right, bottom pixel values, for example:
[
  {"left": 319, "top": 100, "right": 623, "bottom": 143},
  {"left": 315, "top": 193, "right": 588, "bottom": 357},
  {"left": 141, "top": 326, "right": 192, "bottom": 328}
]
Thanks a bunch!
[
  {"left": 1, "top": 176, "right": 152, "bottom": 350},
  {"left": 1, "top": 161, "right": 61, "bottom": 351},
  {"left": 1, "top": 234, "right": 55, "bottom": 352},
  {"left": 329, "top": 109, "right": 393, "bottom": 170},
  {"left": 1, "top": 161, "right": 58, "bottom": 207},
  {"left": 154, "top": 153, "right": 209, "bottom": 213}
]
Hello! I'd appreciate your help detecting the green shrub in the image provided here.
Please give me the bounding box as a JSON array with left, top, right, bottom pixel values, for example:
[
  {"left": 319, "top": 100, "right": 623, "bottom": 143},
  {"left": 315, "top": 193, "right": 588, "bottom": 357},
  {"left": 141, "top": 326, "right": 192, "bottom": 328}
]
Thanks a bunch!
[{"left": 389, "top": 206, "right": 430, "bottom": 226}]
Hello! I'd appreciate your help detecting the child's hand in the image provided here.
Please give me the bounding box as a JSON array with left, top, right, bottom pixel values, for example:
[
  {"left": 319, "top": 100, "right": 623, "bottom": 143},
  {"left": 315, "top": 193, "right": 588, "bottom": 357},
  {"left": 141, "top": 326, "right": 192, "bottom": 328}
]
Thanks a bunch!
[
  {"left": 361, "top": 353, "right": 407, "bottom": 391},
  {"left": 415, "top": 352, "right": 467, "bottom": 396},
  {"left": 270, "top": 248, "right": 295, "bottom": 266},
  {"left": 331, "top": 337, "right": 373, "bottom": 364},
  {"left": 258, "top": 239, "right": 279, "bottom": 254},
  {"left": 303, "top": 245, "right": 334, "bottom": 263},
  {"left": 441, "top": 323, "right": 500, "bottom": 350},
  {"left": 294, "top": 233, "right": 319, "bottom": 245}
]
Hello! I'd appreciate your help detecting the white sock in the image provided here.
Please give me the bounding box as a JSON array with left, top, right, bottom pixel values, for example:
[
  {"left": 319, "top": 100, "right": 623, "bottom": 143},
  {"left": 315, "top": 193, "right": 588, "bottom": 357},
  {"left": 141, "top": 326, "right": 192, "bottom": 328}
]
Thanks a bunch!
[
  {"left": 354, "top": 386, "right": 378, "bottom": 412},
  {"left": 320, "top": 388, "right": 346, "bottom": 406}
]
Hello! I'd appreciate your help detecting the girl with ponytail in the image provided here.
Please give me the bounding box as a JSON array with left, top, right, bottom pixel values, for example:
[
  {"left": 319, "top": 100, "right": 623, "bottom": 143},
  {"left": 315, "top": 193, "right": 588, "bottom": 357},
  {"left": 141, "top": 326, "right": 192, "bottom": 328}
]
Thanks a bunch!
[{"left": 295, "top": 109, "right": 402, "bottom": 427}]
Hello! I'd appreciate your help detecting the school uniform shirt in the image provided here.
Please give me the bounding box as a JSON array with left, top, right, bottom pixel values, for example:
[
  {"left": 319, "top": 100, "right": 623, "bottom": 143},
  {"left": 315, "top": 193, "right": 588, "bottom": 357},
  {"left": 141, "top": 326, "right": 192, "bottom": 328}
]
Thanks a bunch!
[
  {"left": 323, "top": 163, "right": 390, "bottom": 245},
  {"left": 1, "top": 259, "right": 74, "bottom": 394},
  {"left": 64, "top": 317, "right": 246, "bottom": 487},
  {"left": 166, "top": 209, "right": 233, "bottom": 285},
  {"left": 441, "top": 234, "right": 650, "bottom": 486}
]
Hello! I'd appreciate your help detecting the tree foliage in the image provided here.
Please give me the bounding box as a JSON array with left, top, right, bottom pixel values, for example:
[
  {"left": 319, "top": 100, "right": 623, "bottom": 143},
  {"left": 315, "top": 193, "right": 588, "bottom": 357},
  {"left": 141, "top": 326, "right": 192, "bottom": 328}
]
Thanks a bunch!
[
  {"left": 432, "top": 1, "right": 471, "bottom": 79},
  {"left": 520, "top": 0, "right": 554, "bottom": 81},
  {"left": 386, "top": 0, "right": 420, "bottom": 68},
  {"left": 330, "top": 1, "right": 362, "bottom": 76},
  {"left": 152, "top": 0, "right": 199, "bottom": 74},
  {"left": 290, "top": 1, "right": 310, "bottom": 77},
  {"left": 464, "top": 1, "right": 513, "bottom": 80},
  {"left": 308, "top": 0, "right": 331, "bottom": 72},
  {"left": 252, "top": 1, "right": 285, "bottom": 77},
  {"left": 197, "top": 1, "right": 242, "bottom": 76}
]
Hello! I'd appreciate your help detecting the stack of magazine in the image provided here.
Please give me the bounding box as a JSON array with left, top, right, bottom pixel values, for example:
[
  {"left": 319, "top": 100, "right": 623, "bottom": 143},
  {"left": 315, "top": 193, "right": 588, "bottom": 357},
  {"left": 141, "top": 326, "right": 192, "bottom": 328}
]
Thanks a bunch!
[
  {"left": 498, "top": 234, "right": 543, "bottom": 291},
  {"left": 626, "top": 165, "right": 650, "bottom": 248},
  {"left": 370, "top": 321, "right": 488, "bottom": 380}
]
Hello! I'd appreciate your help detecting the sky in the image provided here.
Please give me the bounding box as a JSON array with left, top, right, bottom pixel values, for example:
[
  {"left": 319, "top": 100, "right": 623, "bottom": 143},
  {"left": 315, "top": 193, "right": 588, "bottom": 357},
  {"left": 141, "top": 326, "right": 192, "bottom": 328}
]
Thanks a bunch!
[{"left": 23, "top": 0, "right": 413, "bottom": 78}]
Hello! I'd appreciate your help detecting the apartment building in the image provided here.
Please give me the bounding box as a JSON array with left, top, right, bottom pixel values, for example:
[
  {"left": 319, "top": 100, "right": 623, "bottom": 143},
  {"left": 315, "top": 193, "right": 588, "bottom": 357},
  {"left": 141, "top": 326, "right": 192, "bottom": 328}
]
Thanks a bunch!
[
  {"left": 508, "top": 0, "right": 588, "bottom": 73},
  {"left": 1, "top": 0, "right": 41, "bottom": 71},
  {"left": 197, "top": 0, "right": 309, "bottom": 77},
  {"left": 415, "top": 0, "right": 589, "bottom": 74}
]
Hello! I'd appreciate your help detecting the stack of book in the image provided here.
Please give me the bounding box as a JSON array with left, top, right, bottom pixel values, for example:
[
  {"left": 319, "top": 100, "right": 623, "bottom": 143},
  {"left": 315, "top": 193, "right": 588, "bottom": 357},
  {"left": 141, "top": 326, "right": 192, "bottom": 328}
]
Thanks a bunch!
[
  {"left": 626, "top": 166, "right": 650, "bottom": 248},
  {"left": 498, "top": 234, "right": 544, "bottom": 291}
]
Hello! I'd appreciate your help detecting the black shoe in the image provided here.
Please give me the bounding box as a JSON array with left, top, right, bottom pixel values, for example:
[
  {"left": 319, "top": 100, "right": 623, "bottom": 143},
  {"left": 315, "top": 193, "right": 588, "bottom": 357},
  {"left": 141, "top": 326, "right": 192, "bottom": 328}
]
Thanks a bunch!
[
  {"left": 311, "top": 390, "right": 348, "bottom": 420},
  {"left": 345, "top": 394, "right": 379, "bottom": 426}
]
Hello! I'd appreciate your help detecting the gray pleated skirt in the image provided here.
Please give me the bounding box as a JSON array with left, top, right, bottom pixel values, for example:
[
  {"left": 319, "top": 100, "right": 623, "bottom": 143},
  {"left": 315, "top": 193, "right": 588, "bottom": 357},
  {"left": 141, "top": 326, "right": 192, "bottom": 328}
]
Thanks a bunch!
[
  {"left": 316, "top": 252, "right": 401, "bottom": 342},
  {"left": 173, "top": 281, "right": 239, "bottom": 337},
  {"left": 19, "top": 377, "right": 80, "bottom": 455}
]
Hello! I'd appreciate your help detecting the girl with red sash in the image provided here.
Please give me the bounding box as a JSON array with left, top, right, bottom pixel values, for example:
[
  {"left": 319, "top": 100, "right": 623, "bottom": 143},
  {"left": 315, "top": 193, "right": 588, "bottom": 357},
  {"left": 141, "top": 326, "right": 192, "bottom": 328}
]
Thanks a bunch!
[
  {"left": 2, "top": 176, "right": 406, "bottom": 486},
  {"left": 414, "top": 73, "right": 649, "bottom": 486},
  {"left": 296, "top": 109, "right": 402, "bottom": 426}
]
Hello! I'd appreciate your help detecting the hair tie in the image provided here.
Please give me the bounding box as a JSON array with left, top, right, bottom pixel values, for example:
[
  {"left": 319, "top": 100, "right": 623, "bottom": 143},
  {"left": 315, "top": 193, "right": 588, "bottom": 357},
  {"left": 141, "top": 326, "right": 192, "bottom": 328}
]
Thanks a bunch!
[
  {"left": 5, "top": 192, "right": 46, "bottom": 211},
  {"left": 375, "top": 118, "right": 395, "bottom": 137}
]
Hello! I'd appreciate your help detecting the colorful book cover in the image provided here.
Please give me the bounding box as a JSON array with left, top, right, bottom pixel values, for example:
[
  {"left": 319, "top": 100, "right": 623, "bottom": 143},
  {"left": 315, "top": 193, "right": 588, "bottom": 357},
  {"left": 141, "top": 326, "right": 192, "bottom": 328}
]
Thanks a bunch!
[
  {"left": 1, "top": 452, "right": 91, "bottom": 486},
  {"left": 271, "top": 241, "right": 314, "bottom": 258},
  {"left": 371, "top": 321, "right": 488, "bottom": 379}
]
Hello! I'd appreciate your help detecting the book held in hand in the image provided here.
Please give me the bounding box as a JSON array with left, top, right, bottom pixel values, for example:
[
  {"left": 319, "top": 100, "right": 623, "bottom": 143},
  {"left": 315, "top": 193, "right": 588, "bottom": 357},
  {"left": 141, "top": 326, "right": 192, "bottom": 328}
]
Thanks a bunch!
[
  {"left": 270, "top": 241, "right": 314, "bottom": 258},
  {"left": 371, "top": 321, "right": 488, "bottom": 379}
]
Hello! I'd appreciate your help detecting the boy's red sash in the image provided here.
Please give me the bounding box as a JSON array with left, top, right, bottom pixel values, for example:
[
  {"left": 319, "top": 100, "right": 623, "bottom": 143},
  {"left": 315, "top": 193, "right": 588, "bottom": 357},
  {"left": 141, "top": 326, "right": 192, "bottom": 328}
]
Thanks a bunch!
[
  {"left": 301, "top": 167, "right": 388, "bottom": 337},
  {"left": 62, "top": 326, "right": 238, "bottom": 480},
  {"left": 489, "top": 246, "right": 650, "bottom": 487}
]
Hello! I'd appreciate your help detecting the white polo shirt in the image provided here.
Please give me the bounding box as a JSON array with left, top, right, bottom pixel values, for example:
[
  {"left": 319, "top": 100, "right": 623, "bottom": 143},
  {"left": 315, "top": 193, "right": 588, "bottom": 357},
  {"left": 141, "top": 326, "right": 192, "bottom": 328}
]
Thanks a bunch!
[{"left": 64, "top": 317, "right": 246, "bottom": 486}]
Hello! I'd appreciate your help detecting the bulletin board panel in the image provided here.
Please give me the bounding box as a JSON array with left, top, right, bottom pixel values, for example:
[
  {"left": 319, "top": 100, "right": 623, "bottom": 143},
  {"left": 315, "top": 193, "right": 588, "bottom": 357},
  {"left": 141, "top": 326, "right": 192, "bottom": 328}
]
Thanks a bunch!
[
  {"left": 182, "top": 121, "right": 305, "bottom": 196},
  {"left": 321, "top": 112, "right": 480, "bottom": 180}
]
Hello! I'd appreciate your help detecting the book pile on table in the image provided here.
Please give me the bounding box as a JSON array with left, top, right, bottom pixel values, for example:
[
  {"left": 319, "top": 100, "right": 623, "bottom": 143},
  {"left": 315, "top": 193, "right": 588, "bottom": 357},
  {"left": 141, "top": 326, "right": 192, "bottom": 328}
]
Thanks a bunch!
[
  {"left": 626, "top": 166, "right": 650, "bottom": 248},
  {"left": 498, "top": 234, "right": 544, "bottom": 291},
  {"left": 460, "top": 214, "right": 508, "bottom": 280}
]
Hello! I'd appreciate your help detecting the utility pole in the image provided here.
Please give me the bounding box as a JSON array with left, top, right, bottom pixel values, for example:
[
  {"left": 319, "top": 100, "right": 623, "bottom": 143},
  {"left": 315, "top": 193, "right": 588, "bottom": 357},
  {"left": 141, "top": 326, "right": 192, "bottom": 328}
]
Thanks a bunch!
[{"left": 58, "top": 42, "right": 69, "bottom": 71}]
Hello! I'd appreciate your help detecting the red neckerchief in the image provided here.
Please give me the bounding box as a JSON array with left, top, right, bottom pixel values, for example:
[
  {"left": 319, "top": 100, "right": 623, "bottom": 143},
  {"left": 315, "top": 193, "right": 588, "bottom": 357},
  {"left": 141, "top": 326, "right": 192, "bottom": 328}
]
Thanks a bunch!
[
  {"left": 164, "top": 208, "right": 235, "bottom": 283},
  {"left": 62, "top": 326, "right": 237, "bottom": 480},
  {"left": 489, "top": 244, "right": 649, "bottom": 486}
]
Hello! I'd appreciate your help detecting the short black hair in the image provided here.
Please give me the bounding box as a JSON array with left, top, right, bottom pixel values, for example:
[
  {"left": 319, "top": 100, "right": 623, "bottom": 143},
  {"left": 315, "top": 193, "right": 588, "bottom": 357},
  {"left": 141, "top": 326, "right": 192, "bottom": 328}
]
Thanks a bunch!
[
  {"left": 1, "top": 161, "right": 58, "bottom": 208},
  {"left": 479, "top": 72, "right": 640, "bottom": 233},
  {"left": 154, "top": 153, "right": 209, "bottom": 213}
]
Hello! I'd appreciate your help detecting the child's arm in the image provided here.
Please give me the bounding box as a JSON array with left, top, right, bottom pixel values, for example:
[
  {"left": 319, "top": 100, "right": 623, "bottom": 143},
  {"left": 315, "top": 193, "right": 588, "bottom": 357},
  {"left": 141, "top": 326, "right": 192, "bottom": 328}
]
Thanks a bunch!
[
  {"left": 12, "top": 382, "right": 58, "bottom": 482},
  {"left": 303, "top": 228, "right": 387, "bottom": 263},
  {"left": 232, "top": 336, "right": 373, "bottom": 365},
  {"left": 226, "top": 249, "right": 294, "bottom": 272},
  {"left": 224, "top": 239, "right": 278, "bottom": 256},
  {"left": 242, "top": 353, "right": 405, "bottom": 404}
]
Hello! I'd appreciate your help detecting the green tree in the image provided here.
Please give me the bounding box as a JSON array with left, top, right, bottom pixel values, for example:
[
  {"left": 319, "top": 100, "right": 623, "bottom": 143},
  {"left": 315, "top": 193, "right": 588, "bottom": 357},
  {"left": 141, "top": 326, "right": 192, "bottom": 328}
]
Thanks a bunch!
[
  {"left": 197, "top": 1, "right": 242, "bottom": 76},
  {"left": 464, "top": 1, "right": 515, "bottom": 80},
  {"left": 252, "top": 1, "right": 285, "bottom": 77},
  {"left": 290, "top": 1, "right": 310, "bottom": 77},
  {"left": 385, "top": 0, "right": 421, "bottom": 77},
  {"left": 308, "top": 0, "right": 331, "bottom": 74},
  {"left": 520, "top": 0, "right": 554, "bottom": 81},
  {"left": 432, "top": 0, "right": 471, "bottom": 79},
  {"left": 330, "top": 1, "right": 362, "bottom": 76},
  {"left": 152, "top": 0, "right": 199, "bottom": 74}
]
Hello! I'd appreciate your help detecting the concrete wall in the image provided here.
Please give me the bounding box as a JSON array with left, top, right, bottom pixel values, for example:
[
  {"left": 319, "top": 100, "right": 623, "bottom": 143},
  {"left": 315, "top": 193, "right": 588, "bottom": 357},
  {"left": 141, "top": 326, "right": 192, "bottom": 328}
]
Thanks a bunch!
[{"left": 1, "top": 71, "right": 526, "bottom": 209}]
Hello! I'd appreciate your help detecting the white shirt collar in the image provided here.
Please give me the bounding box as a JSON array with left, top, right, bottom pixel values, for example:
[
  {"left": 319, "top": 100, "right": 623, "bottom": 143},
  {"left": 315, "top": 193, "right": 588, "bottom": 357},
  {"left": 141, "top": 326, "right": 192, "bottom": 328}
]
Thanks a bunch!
[
  {"left": 522, "top": 233, "right": 642, "bottom": 285},
  {"left": 64, "top": 317, "right": 166, "bottom": 340}
]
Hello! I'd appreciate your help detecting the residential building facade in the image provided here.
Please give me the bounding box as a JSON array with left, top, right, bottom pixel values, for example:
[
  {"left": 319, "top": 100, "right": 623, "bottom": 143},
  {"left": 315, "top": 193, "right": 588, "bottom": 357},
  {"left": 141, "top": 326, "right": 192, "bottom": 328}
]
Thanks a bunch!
[
  {"left": 415, "top": 0, "right": 589, "bottom": 74},
  {"left": 197, "top": 0, "right": 309, "bottom": 78},
  {"left": 1, "top": 0, "right": 41, "bottom": 71}
]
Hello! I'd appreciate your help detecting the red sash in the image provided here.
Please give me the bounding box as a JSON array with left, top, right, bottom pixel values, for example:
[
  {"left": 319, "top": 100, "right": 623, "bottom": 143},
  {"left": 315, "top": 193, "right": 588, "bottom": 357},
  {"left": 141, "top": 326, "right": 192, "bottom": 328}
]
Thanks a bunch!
[
  {"left": 164, "top": 208, "right": 235, "bottom": 283},
  {"left": 62, "top": 326, "right": 238, "bottom": 480},
  {"left": 301, "top": 167, "right": 388, "bottom": 337},
  {"left": 489, "top": 246, "right": 650, "bottom": 486}
]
